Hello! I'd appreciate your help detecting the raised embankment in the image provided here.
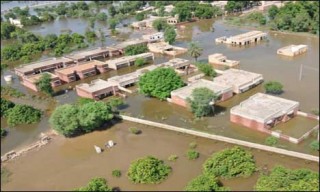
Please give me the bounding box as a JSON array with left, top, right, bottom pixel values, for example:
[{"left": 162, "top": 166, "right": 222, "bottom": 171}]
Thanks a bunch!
[{"left": 119, "top": 115, "right": 319, "bottom": 163}]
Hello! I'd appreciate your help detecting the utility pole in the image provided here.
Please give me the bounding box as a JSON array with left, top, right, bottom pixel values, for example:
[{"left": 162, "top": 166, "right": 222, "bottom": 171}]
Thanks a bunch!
[{"left": 299, "top": 63, "right": 303, "bottom": 81}]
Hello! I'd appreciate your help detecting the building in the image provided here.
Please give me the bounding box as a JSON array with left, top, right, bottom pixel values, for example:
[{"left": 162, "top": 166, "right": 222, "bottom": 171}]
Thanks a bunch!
[
  {"left": 65, "top": 47, "right": 120, "bottom": 63},
  {"left": 258, "top": 1, "right": 285, "bottom": 11},
  {"left": 9, "top": 17, "right": 23, "bottom": 28},
  {"left": 210, "top": 1, "right": 228, "bottom": 10},
  {"left": 170, "top": 79, "right": 233, "bottom": 108},
  {"left": 142, "top": 32, "right": 164, "bottom": 43},
  {"left": 21, "top": 72, "right": 61, "bottom": 92},
  {"left": 162, "top": 58, "right": 192, "bottom": 75},
  {"left": 147, "top": 41, "right": 187, "bottom": 56},
  {"left": 213, "top": 69, "right": 263, "bottom": 94},
  {"left": 106, "top": 52, "right": 154, "bottom": 70},
  {"left": 208, "top": 53, "right": 240, "bottom": 67},
  {"left": 215, "top": 31, "right": 267, "bottom": 46},
  {"left": 76, "top": 79, "right": 119, "bottom": 100},
  {"left": 277, "top": 45, "right": 308, "bottom": 57},
  {"left": 108, "top": 72, "right": 140, "bottom": 90},
  {"left": 15, "top": 57, "right": 75, "bottom": 77},
  {"left": 131, "top": 16, "right": 168, "bottom": 30},
  {"left": 167, "top": 15, "right": 179, "bottom": 25},
  {"left": 55, "top": 60, "right": 100, "bottom": 83},
  {"left": 111, "top": 38, "right": 149, "bottom": 52},
  {"left": 230, "top": 93, "right": 299, "bottom": 130}
]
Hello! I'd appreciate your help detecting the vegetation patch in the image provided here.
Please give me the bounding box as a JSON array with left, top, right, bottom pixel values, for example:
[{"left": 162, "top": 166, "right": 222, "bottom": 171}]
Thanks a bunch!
[
  {"left": 196, "top": 62, "right": 217, "bottom": 77},
  {"left": 264, "top": 81, "right": 283, "bottom": 95},
  {"left": 255, "top": 165, "right": 319, "bottom": 191},
  {"left": 1, "top": 167, "right": 12, "bottom": 185},
  {"left": 309, "top": 140, "right": 319, "bottom": 151},
  {"left": 112, "top": 170, "right": 122, "bottom": 178},
  {"left": 1, "top": 128, "right": 8, "bottom": 138},
  {"left": 186, "top": 149, "right": 200, "bottom": 160},
  {"left": 189, "top": 141, "right": 197, "bottom": 149},
  {"left": 124, "top": 44, "right": 148, "bottom": 56},
  {"left": 185, "top": 173, "right": 229, "bottom": 191},
  {"left": 129, "top": 127, "right": 141, "bottom": 135},
  {"left": 1, "top": 86, "right": 25, "bottom": 98},
  {"left": 265, "top": 136, "right": 278, "bottom": 146},
  {"left": 0, "top": 98, "right": 15, "bottom": 117},
  {"left": 6, "top": 104, "right": 42, "bottom": 126},
  {"left": 127, "top": 156, "right": 171, "bottom": 184},
  {"left": 134, "top": 58, "right": 146, "bottom": 67},
  {"left": 203, "top": 146, "right": 256, "bottom": 178},
  {"left": 168, "top": 154, "right": 178, "bottom": 162},
  {"left": 74, "top": 177, "right": 112, "bottom": 191}
]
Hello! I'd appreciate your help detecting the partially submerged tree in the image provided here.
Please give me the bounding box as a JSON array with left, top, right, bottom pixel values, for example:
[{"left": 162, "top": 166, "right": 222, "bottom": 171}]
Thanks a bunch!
[
  {"left": 164, "top": 25, "right": 177, "bottom": 45},
  {"left": 6, "top": 104, "right": 42, "bottom": 126},
  {"left": 36, "top": 73, "right": 54, "bottom": 96},
  {"left": 188, "top": 42, "right": 203, "bottom": 62},
  {"left": 196, "top": 62, "right": 217, "bottom": 77},
  {"left": 264, "top": 81, "right": 283, "bottom": 94},
  {"left": 185, "top": 174, "right": 229, "bottom": 191},
  {"left": 124, "top": 44, "right": 148, "bottom": 56},
  {"left": 75, "top": 177, "right": 112, "bottom": 191}
]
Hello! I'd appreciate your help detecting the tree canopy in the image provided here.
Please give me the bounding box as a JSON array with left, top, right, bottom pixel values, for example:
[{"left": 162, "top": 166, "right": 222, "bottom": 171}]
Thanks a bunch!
[
  {"left": 127, "top": 156, "right": 171, "bottom": 184},
  {"left": 185, "top": 174, "right": 229, "bottom": 191},
  {"left": 124, "top": 44, "right": 148, "bottom": 56},
  {"left": 264, "top": 81, "right": 283, "bottom": 94},
  {"left": 6, "top": 104, "right": 42, "bottom": 126},
  {"left": 152, "top": 19, "right": 169, "bottom": 32},
  {"left": 196, "top": 62, "right": 217, "bottom": 77},
  {"left": 75, "top": 177, "right": 112, "bottom": 191},
  {"left": 188, "top": 42, "right": 203, "bottom": 62},
  {"left": 164, "top": 25, "right": 177, "bottom": 45},
  {"left": 255, "top": 166, "right": 319, "bottom": 191},
  {"left": 36, "top": 73, "right": 54, "bottom": 96},
  {"left": 187, "top": 87, "right": 217, "bottom": 118},
  {"left": 0, "top": 98, "right": 15, "bottom": 117},
  {"left": 203, "top": 146, "right": 256, "bottom": 179},
  {"left": 138, "top": 68, "right": 185, "bottom": 100}
]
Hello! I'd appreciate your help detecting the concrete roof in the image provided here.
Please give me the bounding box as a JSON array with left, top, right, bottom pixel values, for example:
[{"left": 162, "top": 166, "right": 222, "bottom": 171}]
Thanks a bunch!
[
  {"left": 229, "top": 31, "right": 267, "bottom": 41},
  {"left": 15, "top": 57, "right": 74, "bottom": 73},
  {"left": 66, "top": 47, "right": 111, "bottom": 60},
  {"left": 171, "top": 79, "right": 232, "bottom": 100},
  {"left": 163, "top": 58, "right": 190, "bottom": 68},
  {"left": 107, "top": 52, "right": 153, "bottom": 66},
  {"left": 112, "top": 38, "right": 148, "bottom": 49},
  {"left": 231, "top": 93, "right": 299, "bottom": 123},
  {"left": 277, "top": 44, "right": 307, "bottom": 53},
  {"left": 214, "top": 69, "right": 262, "bottom": 88},
  {"left": 108, "top": 72, "right": 140, "bottom": 84},
  {"left": 55, "top": 60, "right": 98, "bottom": 75},
  {"left": 76, "top": 79, "right": 116, "bottom": 93},
  {"left": 25, "top": 72, "right": 58, "bottom": 83}
]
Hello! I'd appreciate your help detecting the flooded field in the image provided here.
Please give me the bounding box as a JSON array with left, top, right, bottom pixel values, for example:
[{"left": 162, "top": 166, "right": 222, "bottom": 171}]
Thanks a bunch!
[{"left": 2, "top": 121, "right": 318, "bottom": 191}]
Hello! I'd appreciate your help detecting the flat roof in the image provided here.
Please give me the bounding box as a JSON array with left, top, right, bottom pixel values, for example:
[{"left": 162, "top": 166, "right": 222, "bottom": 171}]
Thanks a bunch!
[
  {"left": 24, "top": 72, "right": 58, "bottom": 83},
  {"left": 171, "top": 79, "right": 232, "bottom": 100},
  {"left": 214, "top": 69, "right": 262, "bottom": 88},
  {"left": 15, "top": 57, "right": 74, "bottom": 73},
  {"left": 229, "top": 31, "right": 267, "bottom": 41},
  {"left": 66, "top": 47, "right": 111, "bottom": 60},
  {"left": 277, "top": 44, "right": 307, "bottom": 52},
  {"left": 112, "top": 39, "right": 148, "bottom": 49},
  {"left": 108, "top": 72, "right": 140, "bottom": 84},
  {"left": 148, "top": 42, "right": 173, "bottom": 50},
  {"left": 163, "top": 58, "right": 190, "bottom": 68},
  {"left": 76, "top": 79, "right": 116, "bottom": 93},
  {"left": 107, "top": 52, "right": 153, "bottom": 66},
  {"left": 55, "top": 60, "right": 98, "bottom": 75},
  {"left": 231, "top": 93, "right": 299, "bottom": 123}
]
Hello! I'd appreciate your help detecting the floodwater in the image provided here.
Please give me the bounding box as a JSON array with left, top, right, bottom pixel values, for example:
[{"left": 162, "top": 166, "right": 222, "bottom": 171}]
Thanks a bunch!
[
  {"left": 1, "top": 17, "right": 319, "bottom": 158},
  {"left": 2, "top": 121, "right": 318, "bottom": 191}
]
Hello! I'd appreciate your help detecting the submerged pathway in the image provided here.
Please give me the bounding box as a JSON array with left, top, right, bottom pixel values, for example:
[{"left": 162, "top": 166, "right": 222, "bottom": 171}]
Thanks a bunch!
[{"left": 119, "top": 115, "right": 319, "bottom": 162}]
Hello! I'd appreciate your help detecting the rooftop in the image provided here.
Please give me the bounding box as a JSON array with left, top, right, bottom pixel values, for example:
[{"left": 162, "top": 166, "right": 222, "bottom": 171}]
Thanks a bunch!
[
  {"left": 108, "top": 72, "right": 140, "bottom": 84},
  {"left": 76, "top": 79, "right": 116, "bottom": 93},
  {"left": 214, "top": 69, "right": 262, "bottom": 88},
  {"left": 231, "top": 93, "right": 299, "bottom": 123},
  {"left": 171, "top": 79, "right": 232, "bottom": 100},
  {"left": 24, "top": 72, "right": 58, "bottom": 83},
  {"left": 66, "top": 47, "right": 111, "bottom": 60},
  {"left": 277, "top": 44, "right": 308, "bottom": 53},
  {"left": 107, "top": 52, "right": 153, "bottom": 66},
  {"left": 112, "top": 38, "right": 148, "bottom": 49},
  {"left": 162, "top": 58, "right": 190, "bottom": 68},
  {"left": 229, "top": 31, "right": 267, "bottom": 41},
  {"left": 55, "top": 60, "right": 99, "bottom": 75}
]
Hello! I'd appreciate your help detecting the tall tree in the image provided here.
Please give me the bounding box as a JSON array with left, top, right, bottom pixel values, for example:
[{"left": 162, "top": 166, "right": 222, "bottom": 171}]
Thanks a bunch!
[
  {"left": 36, "top": 73, "right": 54, "bottom": 96},
  {"left": 187, "top": 87, "right": 217, "bottom": 118},
  {"left": 164, "top": 26, "right": 176, "bottom": 45},
  {"left": 188, "top": 42, "right": 203, "bottom": 62}
]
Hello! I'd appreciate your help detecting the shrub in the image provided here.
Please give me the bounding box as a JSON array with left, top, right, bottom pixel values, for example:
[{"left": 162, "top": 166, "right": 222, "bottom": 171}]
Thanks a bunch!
[
  {"left": 255, "top": 166, "right": 319, "bottom": 191},
  {"left": 203, "top": 146, "right": 256, "bottom": 178},
  {"left": 189, "top": 141, "right": 197, "bottom": 149},
  {"left": 76, "top": 98, "right": 95, "bottom": 105},
  {"left": 112, "top": 170, "right": 121, "bottom": 178},
  {"left": 264, "top": 81, "right": 283, "bottom": 94},
  {"left": 124, "top": 44, "right": 148, "bottom": 56},
  {"left": 265, "top": 136, "right": 278, "bottom": 146},
  {"left": 0, "top": 98, "right": 15, "bottom": 117},
  {"left": 196, "top": 62, "right": 217, "bottom": 77},
  {"left": 127, "top": 156, "right": 171, "bottom": 184},
  {"left": 187, "top": 150, "right": 200, "bottom": 160},
  {"left": 185, "top": 174, "right": 229, "bottom": 191},
  {"left": 6, "top": 104, "right": 42, "bottom": 126},
  {"left": 129, "top": 127, "right": 140, "bottom": 135},
  {"left": 309, "top": 140, "right": 319, "bottom": 151},
  {"left": 36, "top": 73, "right": 54, "bottom": 96},
  {"left": 135, "top": 12, "right": 144, "bottom": 21},
  {"left": 134, "top": 57, "right": 146, "bottom": 67},
  {"left": 1, "top": 86, "right": 25, "bottom": 98},
  {"left": 75, "top": 177, "right": 112, "bottom": 191},
  {"left": 168, "top": 154, "right": 178, "bottom": 162}
]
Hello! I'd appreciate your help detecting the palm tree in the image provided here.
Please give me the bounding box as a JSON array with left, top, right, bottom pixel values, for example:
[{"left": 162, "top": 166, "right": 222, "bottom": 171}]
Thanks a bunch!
[{"left": 188, "top": 42, "right": 203, "bottom": 62}]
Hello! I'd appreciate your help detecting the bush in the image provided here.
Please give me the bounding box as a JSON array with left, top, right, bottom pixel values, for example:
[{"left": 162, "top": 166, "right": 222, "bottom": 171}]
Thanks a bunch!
[
  {"left": 124, "top": 44, "right": 148, "bottom": 56},
  {"left": 1, "top": 86, "right": 25, "bottom": 98},
  {"left": 138, "top": 68, "right": 185, "bottom": 100},
  {"left": 135, "top": 12, "right": 144, "bottom": 21},
  {"left": 36, "top": 73, "right": 54, "bottom": 96},
  {"left": 255, "top": 166, "right": 319, "bottom": 191},
  {"left": 112, "top": 170, "right": 121, "bottom": 178},
  {"left": 264, "top": 81, "right": 283, "bottom": 94},
  {"left": 265, "top": 136, "right": 278, "bottom": 146},
  {"left": 75, "top": 177, "right": 112, "bottom": 191},
  {"left": 189, "top": 141, "right": 197, "bottom": 149},
  {"left": 185, "top": 174, "right": 229, "bottom": 191},
  {"left": 196, "top": 62, "right": 216, "bottom": 77},
  {"left": 76, "top": 98, "right": 95, "bottom": 105},
  {"left": 187, "top": 88, "right": 218, "bottom": 118},
  {"left": 309, "top": 140, "right": 319, "bottom": 151},
  {"left": 164, "top": 25, "right": 176, "bottom": 45},
  {"left": 129, "top": 127, "right": 140, "bottom": 135},
  {"left": 127, "top": 156, "right": 171, "bottom": 184},
  {"left": 0, "top": 98, "right": 15, "bottom": 117},
  {"left": 187, "top": 150, "right": 200, "bottom": 160},
  {"left": 134, "top": 57, "right": 146, "bottom": 67},
  {"left": 6, "top": 104, "right": 42, "bottom": 126},
  {"left": 203, "top": 146, "right": 256, "bottom": 178},
  {"left": 168, "top": 154, "right": 178, "bottom": 162}
]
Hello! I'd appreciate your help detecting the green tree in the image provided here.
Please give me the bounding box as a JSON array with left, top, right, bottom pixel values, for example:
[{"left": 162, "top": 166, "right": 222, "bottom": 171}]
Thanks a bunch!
[
  {"left": 108, "top": 5, "right": 117, "bottom": 17},
  {"left": 96, "top": 12, "right": 107, "bottom": 21},
  {"left": 195, "top": 4, "right": 214, "bottom": 19},
  {"left": 186, "top": 149, "right": 200, "bottom": 160},
  {"left": 1, "top": 98, "right": 15, "bottom": 117},
  {"left": 152, "top": 18, "right": 168, "bottom": 32},
  {"left": 188, "top": 42, "right": 203, "bottom": 62},
  {"left": 196, "top": 62, "right": 217, "bottom": 77},
  {"left": 134, "top": 57, "right": 146, "bottom": 67},
  {"left": 135, "top": 12, "right": 144, "bottom": 21},
  {"left": 255, "top": 166, "right": 319, "bottom": 191},
  {"left": 6, "top": 104, "right": 42, "bottom": 126},
  {"left": 264, "top": 81, "right": 283, "bottom": 94},
  {"left": 138, "top": 68, "right": 185, "bottom": 100},
  {"left": 75, "top": 177, "right": 112, "bottom": 191},
  {"left": 36, "top": 73, "right": 54, "bottom": 96},
  {"left": 124, "top": 44, "right": 148, "bottom": 56},
  {"left": 203, "top": 146, "right": 256, "bottom": 178},
  {"left": 173, "top": 2, "right": 193, "bottom": 22},
  {"left": 185, "top": 174, "right": 229, "bottom": 191},
  {"left": 309, "top": 140, "right": 319, "bottom": 151},
  {"left": 268, "top": 5, "right": 279, "bottom": 20},
  {"left": 127, "top": 156, "right": 171, "bottom": 184},
  {"left": 164, "top": 25, "right": 176, "bottom": 45},
  {"left": 85, "top": 29, "right": 97, "bottom": 43},
  {"left": 187, "top": 87, "right": 217, "bottom": 118},
  {"left": 109, "top": 18, "right": 118, "bottom": 30},
  {"left": 107, "top": 97, "right": 124, "bottom": 111},
  {"left": 1, "top": 22, "right": 17, "bottom": 40},
  {"left": 98, "top": 28, "right": 106, "bottom": 47}
]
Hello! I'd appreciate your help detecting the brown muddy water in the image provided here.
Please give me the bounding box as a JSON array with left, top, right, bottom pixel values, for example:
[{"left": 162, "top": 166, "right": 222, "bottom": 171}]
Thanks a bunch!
[
  {"left": 1, "top": 18, "right": 319, "bottom": 156},
  {"left": 2, "top": 121, "right": 319, "bottom": 191}
]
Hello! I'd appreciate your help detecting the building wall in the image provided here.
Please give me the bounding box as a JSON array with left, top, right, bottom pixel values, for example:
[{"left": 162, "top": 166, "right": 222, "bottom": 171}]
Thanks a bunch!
[
  {"left": 76, "top": 88, "right": 95, "bottom": 99},
  {"left": 171, "top": 95, "right": 188, "bottom": 108},
  {"left": 77, "top": 69, "right": 97, "bottom": 79},
  {"left": 21, "top": 80, "right": 38, "bottom": 92},
  {"left": 56, "top": 72, "right": 76, "bottom": 83},
  {"left": 76, "top": 86, "right": 120, "bottom": 100},
  {"left": 220, "top": 91, "right": 233, "bottom": 101},
  {"left": 230, "top": 114, "right": 266, "bottom": 131}
]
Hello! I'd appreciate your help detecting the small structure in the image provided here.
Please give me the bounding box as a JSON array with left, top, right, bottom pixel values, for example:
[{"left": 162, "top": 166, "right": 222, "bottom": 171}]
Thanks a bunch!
[
  {"left": 148, "top": 41, "right": 187, "bottom": 56},
  {"left": 162, "top": 58, "right": 192, "bottom": 75},
  {"left": 76, "top": 79, "right": 119, "bottom": 100},
  {"left": 55, "top": 60, "right": 99, "bottom": 83},
  {"left": 65, "top": 47, "right": 120, "bottom": 63},
  {"left": 14, "top": 57, "right": 75, "bottom": 77},
  {"left": 208, "top": 53, "right": 240, "bottom": 68},
  {"left": 170, "top": 79, "right": 233, "bottom": 108},
  {"left": 4, "top": 75, "right": 13, "bottom": 82},
  {"left": 108, "top": 73, "right": 140, "bottom": 93},
  {"left": 215, "top": 31, "right": 267, "bottom": 46},
  {"left": 94, "top": 145, "right": 102, "bottom": 154},
  {"left": 142, "top": 32, "right": 164, "bottom": 43},
  {"left": 167, "top": 15, "right": 179, "bottom": 25},
  {"left": 277, "top": 45, "right": 308, "bottom": 57},
  {"left": 258, "top": 1, "right": 285, "bottom": 11},
  {"left": 9, "top": 17, "right": 23, "bottom": 28},
  {"left": 21, "top": 72, "right": 61, "bottom": 92},
  {"left": 210, "top": 1, "right": 228, "bottom": 10},
  {"left": 213, "top": 69, "right": 263, "bottom": 94},
  {"left": 230, "top": 93, "right": 299, "bottom": 130},
  {"left": 106, "top": 52, "right": 154, "bottom": 70},
  {"left": 131, "top": 16, "right": 168, "bottom": 30},
  {"left": 111, "top": 38, "right": 149, "bottom": 52}
]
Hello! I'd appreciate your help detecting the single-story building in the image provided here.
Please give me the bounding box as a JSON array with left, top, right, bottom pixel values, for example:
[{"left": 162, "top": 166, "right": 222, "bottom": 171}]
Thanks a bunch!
[
  {"left": 21, "top": 72, "right": 61, "bottom": 92},
  {"left": 230, "top": 93, "right": 299, "bottom": 130},
  {"left": 148, "top": 41, "right": 187, "bottom": 56},
  {"left": 142, "top": 32, "right": 164, "bottom": 43},
  {"left": 277, "top": 44, "right": 308, "bottom": 57},
  {"left": 215, "top": 31, "right": 267, "bottom": 46},
  {"left": 65, "top": 47, "right": 118, "bottom": 63},
  {"left": 208, "top": 53, "right": 240, "bottom": 67},
  {"left": 76, "top": 79, "right": 119, "bottom": 100},
  {"left": 107, "top": 52, "right": 154, "bottom": 70},
  {"left": 213, "top": 69, "right": 263, "bottom": 94},
  {"left": 108, "top": 72, "right": 140, "bottom": 88},
  {"left": 170, "top": 79, "right": 233, "bottom": 108},
  {"left": 111, "top": 38, "right": 149, "bottom": 52}
]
